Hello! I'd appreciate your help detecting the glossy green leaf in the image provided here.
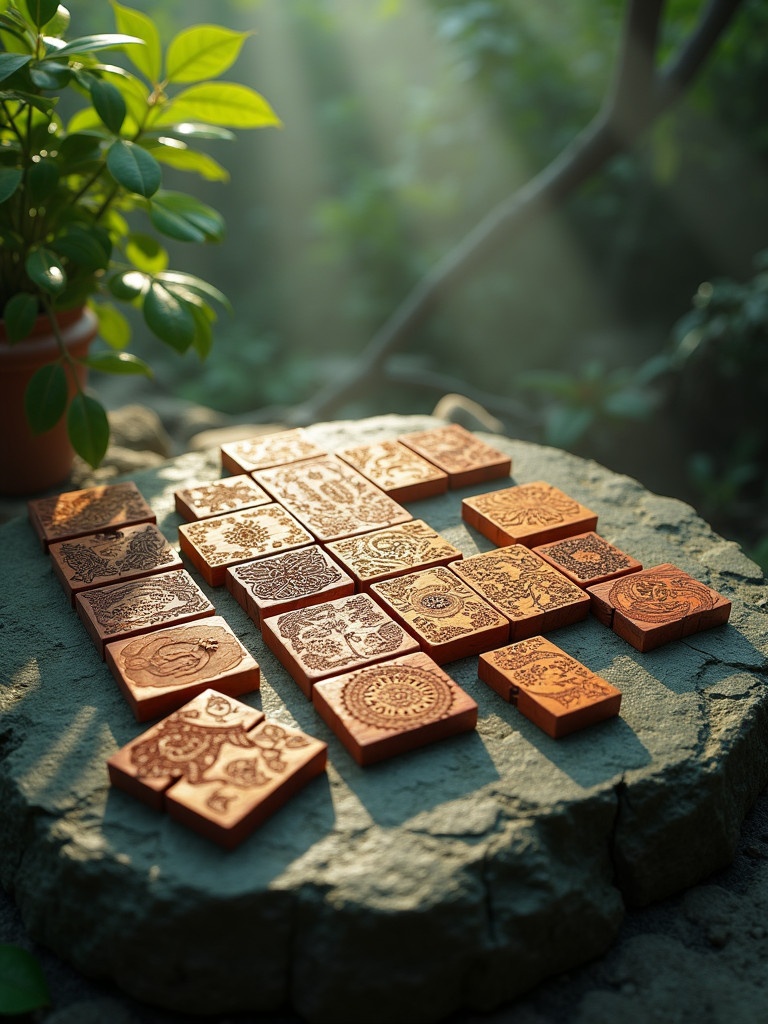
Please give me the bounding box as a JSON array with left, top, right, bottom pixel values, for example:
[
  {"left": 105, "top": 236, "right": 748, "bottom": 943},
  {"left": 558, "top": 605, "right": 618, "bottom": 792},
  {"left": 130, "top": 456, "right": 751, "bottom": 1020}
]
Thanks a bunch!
[
  {"left": 190, "top": 302, "right": 213, "bottom": 360},
  {"left": 152, "top": 142, "right": 228, "bottom": 182},
  {"left": 154, "top": 83, "right": 281, "bottom": 129},
  {"left": 125, "top": 233, "right": 167, "bottom": 273},
  {"left": 0, "top": 944, "right": 50, "bottom": 1015},
  {"left": 26, "top": 157, "right": 59, "bottom": 201},
  {"left": 52, "top": 225, "right": 110, "bottom": 272},
  {"left": 110, "top": 1, "right": 161, "bottom": 83},
  {"left": 24, "top": 362, "right": 67, "bottom": 433},
  {"left": 25, "top": 248, "right": 67, "bottom": 295},
  {"left": 2, "top": 293, "right": 38, "bottom": 342},
  {"left": 91, "top": 77, "right": 126, "bottom": 134},
  {"left": 143, "top": 281, "right": 196, "bottom": 351},
  {"left": 67, "top": 392, "right": 110, "bottom": 467},
  {"left": 0, "top": 165, "right": 22, "bottom": 202},
  {"left": 166, "top": 25, "right": 250, "bottom": 84},
  {"left": 57, "top": 130, "right": 103, "bottom": 171},
  {"left": 25, "top": 0, "right": 59, "bottom": 28},
  {"left": 157, "top": 271, "right": 230, "bottom": 311},
  {"left": 0, "top": 53, "right": 31, "bottom": 82},
  {"left": 29, "top": 60, "right": 71, "bottom": 89},
  {"left": 84, "top": 350, "right": 152, "bottom": 376},
  {"left": 106, "top": 139, "right": 161, "bottom": 196},
  {"left": 148, "top": 191, "right": 224, "bottom": 243},
  {"left": 90, "top": 300, "right": 131, "bottom": 349},
  {"left": 50, "top": 33, "right": 144, "bottom": 59},
  {"left": 107, "top": 270, "right": 147, "bottom": 300},
  {"left": 157, "top": 121, "right": 235, "bottom": 142}
]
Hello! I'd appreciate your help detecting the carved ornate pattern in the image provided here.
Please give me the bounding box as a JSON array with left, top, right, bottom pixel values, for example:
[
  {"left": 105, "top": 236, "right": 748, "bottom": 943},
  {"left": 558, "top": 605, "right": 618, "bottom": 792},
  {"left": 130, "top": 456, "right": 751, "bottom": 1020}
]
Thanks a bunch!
[
  {"left": 81, "top": 571, "right": 211, "bottom": 636},
  {"left": 180, "top": 478, "right": 267, "bottom": 516},
  {"left": 119, "top": 625, "right": 245, "bottom": 689},
  {"left": 538, "top": 533, "right": 632, "bottom": 580},
  {"left": 182, "top": 505, "right": 309, "bottom": 564},
  {"left": 31, "top": 482, "right": 151, "bottom": 539},
  {"left": 608, "top": 567, "right": 716, "bottom": 623},
  {"left": 471, "top": 484, "right": 580, "bottom": 528},
  {"left": 58, "top": 526, "right": 174, "bottom": 583},
  {"left": 401, "top": 424, "right": 507, "bottom": 472},
  {"left": 489, "top": 638, "right": 613, "bottom": 708},
  {"left": 455, "top": 549, "right": 583, "bottom": 616},
  {"left": 223, "top": 428, "right": 325, "bottom": 471},
  {"left": 234, "top": 546, "right": 343, "bottom": 601},
  {"left": 376, "top": 567, "right": 502, "bottom": 643},
  {"left": 340, "top": 441, "right": 443, "bottom": 489},
  {"left": 328, "top": 520, "right": 459, "bottom": 579},
  {"left": 341, "top": 663, "right": 455, "bottom": 730}
]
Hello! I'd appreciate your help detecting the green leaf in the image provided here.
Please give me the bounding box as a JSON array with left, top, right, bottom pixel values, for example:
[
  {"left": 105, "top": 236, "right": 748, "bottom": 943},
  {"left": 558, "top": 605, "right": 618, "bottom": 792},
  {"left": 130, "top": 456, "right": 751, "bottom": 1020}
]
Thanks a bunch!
[
  {"left": 91, "top": 77, "right": 126, "bottom": 134},
  {"left": 0, "top": 165, "right": 22, "bottom": 202},
  {"left": 25, "top": 247, "right": 67, "bottom": 295},
  {"left": 110, "top": 1, "right": 161, "bottom": 82},
  {"left": 52, "top": 225, "right": 110, "bottom": 273},
  {"left": 125, "top": 233, "right": 167, "bottom": 273},
  {"left": 148, "top": 191, "right": 224, "bottom": 243},
  {"left": 24, "top": 362, "right": 67, "bottom": 434},
  {"left": 0, "top": 944, "right": 50, "bottom": 1015},
  {"left": 84, "top": 350, "right": 152, "bottom": 376},
  {"left": 154, "top": 83, "right": 281, "bottom": 129},
  {"left": 157, "top": 271, "right": 230, "bottom": 311},
  {"left": 152, "top": 141, "right": 228, "bottom": 182},
  {"left": 26, "top": 157, "right": 59, "bottom": 201},
  {"left": 157, "top": 122, "right": 235, "bottom": 141},
  {"left": 0, "top": 53, "right": 31, "bottom": 82},
  {"left": 2, "top": 293, "right": 38, "bottom": 341},
  {"left": 190, "top": 302, "right": 213, "bottom": 360},
  {"left": 50, "top": 33, "right": 144, "bottom": 59},
  {"left": 143, "top": 281, "right": 196, "bottom": 351},
  {"left": 67, "top": 392, "right": 110, "bottom": 468},
  {"left": 26, "top": 0, "right": 59, "bottom": 28},
  {"left": 107, "top": 270, "right": 147, "bottom": 300},
  {"left": 106, "top": 139, "right": 161, "bottom": 196},
  {"left": 90, "top": 300, "right": 131, "bottom": 349},
  {"left": 165, "top": 25, "right": 251, "bottom": 84},
  {"left": 29, "top": 60, "right": 71, "bottom": 89}
]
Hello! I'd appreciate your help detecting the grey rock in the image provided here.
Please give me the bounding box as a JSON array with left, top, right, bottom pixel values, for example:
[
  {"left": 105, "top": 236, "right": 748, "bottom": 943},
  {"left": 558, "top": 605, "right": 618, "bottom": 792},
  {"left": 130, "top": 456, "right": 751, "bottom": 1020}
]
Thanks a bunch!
[{"left": 107, "top": 404, "right": 174, "bottom": 458}]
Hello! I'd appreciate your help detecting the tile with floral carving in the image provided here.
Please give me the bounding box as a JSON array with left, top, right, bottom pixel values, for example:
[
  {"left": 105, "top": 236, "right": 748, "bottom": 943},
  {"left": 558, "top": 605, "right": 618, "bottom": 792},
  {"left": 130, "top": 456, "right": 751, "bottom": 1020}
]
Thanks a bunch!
[
  {"left": 28, "top": 481, "right": 155, "bottom": 550},
  {"left": 478, "top": 636, "right": 622, "bottom": 738},
  {"left": 174, "top": 475, "right": 272, "bottom": 521},
  {"left": 107, "top": 688, "right": 327, "bottom": 848},
  {"left": 261, "top": 592, "right": 420, "bottom": 698},
  {"left": 532, "top": 531, "right": 642, "bottom": 589},
  {"left": 587, "top": 562, "right": 732, "bottom": 652},
  {"left": 313, "top": 650, "right": 478, "bottom": 765},
  {"left": 450, "top": 546, "right": 590, "bottom": 640},
  {"left": 336, "top": 440, "right": 448, "bottom": 502},
  {"left": 398, "top": 424, "right": 511, "bottom": 488},
  {"left": 220, "top": 428, "right": 327, "bottom": 475},
  {"left": 370, "top": 565, "right": 508, "bottom": 663},
  {"left": 461, "top": 481, "right": 598, "bottom": 548},
  {"left": 105, "top": 616, "right": 260, "bottom": 722},
  {"left": 253, "top": 456, "right": 412, "bottom": 542},
  {"left": 178, "top": 503, "right": 313, "bottom": 586},
  {"left": 76, "top": 568, "right": 215, "bottom": 658},
  {"left": 225, "top": 544, "right": 355, "bottom": 625}
]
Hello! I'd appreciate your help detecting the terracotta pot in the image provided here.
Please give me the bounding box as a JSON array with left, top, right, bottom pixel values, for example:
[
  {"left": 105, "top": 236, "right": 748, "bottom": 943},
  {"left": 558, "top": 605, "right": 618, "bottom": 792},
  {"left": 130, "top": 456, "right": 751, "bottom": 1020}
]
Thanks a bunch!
[{"left": 0, "top": 306, "right": 99, "bottom": 496}]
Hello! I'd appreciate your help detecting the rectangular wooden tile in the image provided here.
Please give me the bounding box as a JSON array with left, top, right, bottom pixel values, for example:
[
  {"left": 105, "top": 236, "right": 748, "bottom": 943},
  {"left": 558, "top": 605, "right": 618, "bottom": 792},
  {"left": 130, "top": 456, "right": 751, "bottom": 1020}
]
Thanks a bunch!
[
  {"left": 532, "top": 531, "right": 642, "bottom": 589},
  {"left": 48, "top": 522, "right": 182, "bottom": 606},
  {"left": 370, "top": 565, "right": 508, "bottom": 663},
  {"left": 76, "top": 568, "right": 215, "bottom": 659},
  {"left": 450, "top": 546, "right": 590, "bottom": 641},
  {"left": 313, "top": 650, "right": 478, "bottom": 765},
  {"left": 28, "top": 481, "right": 155, "bottom": 550},
  {"left": 478, "top": 636, "right": 622, "bottom": 738},
  {"left": 587, "top": 563, "right": 732, "bottom": 652},
  {"left": 174, "top": 475, "right": 272, "bottom": 521},
  {"left": 220, "top": 428, "right": 327, "bottom": 475},
  {"left": 325, "top": 519, "right": 463, "bottom": 591},
  {"left": 261, "top": 592, "right": 420, "bottom": 698},
  {"left": 105, "top": 616, "right": 260, "bottom": 722},
  {"left": 398, "top": 424, "right": 511, "bottom": 489},
  {"left": 178, "top": 503, "right": 313, "bottom": 586},
  {"left": 253, "top": 455, "right": 412, "bottom": 543},
  {"left": 336, "top": 440, "right": 448, "bottom": 502},
  {"left": 462, "top": 481, "right": 598, "bottom": 547},
  {"left": 225, "top": 545, "right": 355, "bottom": 626}
]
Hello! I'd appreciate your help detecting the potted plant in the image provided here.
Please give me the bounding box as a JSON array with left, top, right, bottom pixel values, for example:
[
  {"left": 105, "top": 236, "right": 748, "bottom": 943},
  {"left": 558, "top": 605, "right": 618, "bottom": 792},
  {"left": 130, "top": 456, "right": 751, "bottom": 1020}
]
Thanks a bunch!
[{"left": 0, "top": 0, "right": 279, "bottom": 494}]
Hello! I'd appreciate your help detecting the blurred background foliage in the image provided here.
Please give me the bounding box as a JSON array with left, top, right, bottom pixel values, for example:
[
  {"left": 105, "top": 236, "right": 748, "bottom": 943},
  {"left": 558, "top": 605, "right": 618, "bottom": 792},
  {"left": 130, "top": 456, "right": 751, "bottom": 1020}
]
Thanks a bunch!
[{"left": 83, "top": 0, "right": 767, "bottom": 568}]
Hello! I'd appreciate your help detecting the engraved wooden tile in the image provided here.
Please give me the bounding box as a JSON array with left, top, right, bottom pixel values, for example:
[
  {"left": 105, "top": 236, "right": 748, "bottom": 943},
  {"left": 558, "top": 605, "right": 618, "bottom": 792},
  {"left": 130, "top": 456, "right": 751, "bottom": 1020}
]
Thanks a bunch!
[
  {"left": 313, "top": 650, "right": 478, "bottom": 765},
  {"left": 76, "top": 568, "right": 215, "bottom": 659},
  {"left": 220, "top": 428, "right": 327, "bottom": 475},
  {"left": 48, "top": 523, "right": 182, "bottom": 606},
  {"left": 370, "top": 565, "right": 509, "bottom": 663},
  {"left": 325, "top": 519, "right": 463, "bottom": 591},
  {"left": 336, "top": 440, "right": 448, "bottom": 502},
  {"left": 398, "top": 423, "right": 511, "bottom": 489},
  {"left": 253, "top": 456, "right": 412, "bottom": 543},
  {"left": 107, "top": 688, "right": 327, "bottom": 848},
  {"left": 478, "top": 636, "right": 622, "bottom": 738},
  {"left": 178, "top": 503, "right": 313, "bottom": 586},
  {"left": 174, "top": 475, "right": 271, "bottom": 522},
  {"left": 532, "top": 531, "right": 642, "bottom": 589},
  {"left": 105, "top": 616, "right": 260, "bottom": 722},
  {"left": 587, "top": 563, "right": 732, "bottom": 652},
  {"left": 261, "top": 592, "right": 420, "bottom": 699},
  {"left": 28, "top": 481, "right": 155, "bottom": 550},
  {"left": 450, "top": 546, "right": 590, "bottom": 641},
  {"left": 461, "top": 481, "right": 598, "bottom": 548},
  {"left": 225, "top": 544, "right": 355, "bottom": 625}
]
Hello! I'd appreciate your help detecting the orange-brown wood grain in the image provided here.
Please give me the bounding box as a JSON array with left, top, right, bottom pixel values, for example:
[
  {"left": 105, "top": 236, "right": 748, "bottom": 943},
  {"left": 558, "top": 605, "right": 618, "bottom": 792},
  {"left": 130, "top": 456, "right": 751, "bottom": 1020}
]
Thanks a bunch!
[
  {"left": 462, "top": 481, "right": 598, "bottom": 548},
  {"left": 28, "top": 481, "right": 155, "bottom": 550},
  {"left": 399, "top": 424, "right": 511, "bottom": 488}
]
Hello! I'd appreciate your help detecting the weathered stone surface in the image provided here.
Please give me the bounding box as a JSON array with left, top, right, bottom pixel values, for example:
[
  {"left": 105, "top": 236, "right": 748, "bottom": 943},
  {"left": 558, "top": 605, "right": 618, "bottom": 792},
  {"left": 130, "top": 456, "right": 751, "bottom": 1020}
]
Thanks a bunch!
[{"left": 1, "top": 415, "right": 766, "bottom": 1023}]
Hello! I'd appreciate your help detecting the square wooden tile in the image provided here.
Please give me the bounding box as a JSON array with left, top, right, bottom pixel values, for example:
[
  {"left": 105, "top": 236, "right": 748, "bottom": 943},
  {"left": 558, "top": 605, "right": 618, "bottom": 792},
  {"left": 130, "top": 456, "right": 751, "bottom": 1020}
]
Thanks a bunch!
[
  {"left": 107, "top": 688, "right": 327, "bottom": 848},
  {"left": 532, "top": 531, "right": 642, "bottom": 589},
  {"left": 587, "top": 563, "right": 732, "bottom": 652},
  {"left": 336, "top": 440, "right": 448, "bottom": 502},
  {"left": 225, "top": 545, "right": 355, "bottom": 625},
  {"left": 105, "top": 616, "right": 260, "bottom": 722},
  {"left": 313, "top": 650, "right": 478, "bottom": 765},
  {"left": 325, "top": 519, "right": 463, "bottom": 591},
  {"left": 462, "top": 481, "right": 598, "bottom": 547},
  {"left": 261, "top": 593, "right": 420, "bottom": 698},
  {"left": 478, "top": 636, "right": 622, "bottom": 738},
  {"left": 220, "top": 428, "right": 327, "bottom": 475},
  {"left": 28, "top": 481, "right": 155, "bottom": 550},
  {"left": 48, "top": 523, "right": 182, "bottom": 606},
  {"left": 450, "top": 546, "right": 590, "bottom": 640},
  {"left": 370, "top": 565, "right": 508, "bottom": 663},
  {"left": 398, "top": 424, "right": 511, "bottom": 488},
  {"left": 76, "top": 568, "right": 215, "bottom": 659},
  {"left": 174, "top": 475, "right": 271, "bottom": 521},
  {"left": 253, "top": 456, "right": 412, "bottom": 543},
  {"left": 178, "top": 503, "right": 313, "bottom": 586}
]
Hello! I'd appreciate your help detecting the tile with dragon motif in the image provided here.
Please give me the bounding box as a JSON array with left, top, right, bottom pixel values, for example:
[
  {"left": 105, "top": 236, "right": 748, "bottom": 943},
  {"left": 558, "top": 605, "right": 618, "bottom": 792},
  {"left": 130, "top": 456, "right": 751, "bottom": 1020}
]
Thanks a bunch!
[
  {"left": 220, "top": 428, "right": 327, "bottom": 475},
  {"left": 174, "top": 475, "right": 272, "bottom": 521},
  {"left": 28, "top": 481, "right": 155, "bottom": 550},
  {"left": 398, "top": 424, "right": 511, "bottom": 489},
  {"left": 336, "top": 439, "right": 448, "bottom": 502},
  {"left": 462, "top": 480, "right": 598, "bottom": 548},
  {"left": 532, "top": 531, "right": 642, "bottom": 589}
]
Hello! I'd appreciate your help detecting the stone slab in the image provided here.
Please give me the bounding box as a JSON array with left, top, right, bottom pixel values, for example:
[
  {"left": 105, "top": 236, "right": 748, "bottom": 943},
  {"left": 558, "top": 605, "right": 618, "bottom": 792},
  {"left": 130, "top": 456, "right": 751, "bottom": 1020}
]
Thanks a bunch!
[{"left": 1, "top": 414, "right": 767, "bottom": 1024}]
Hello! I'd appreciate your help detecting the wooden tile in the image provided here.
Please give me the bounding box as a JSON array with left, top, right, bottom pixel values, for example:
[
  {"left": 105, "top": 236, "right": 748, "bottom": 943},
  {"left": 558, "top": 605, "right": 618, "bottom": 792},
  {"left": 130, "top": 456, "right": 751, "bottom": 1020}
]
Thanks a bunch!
[
  {"left": 253, "top": 456, "right": 412, "bottom": 543},
  {"left": 178, "top": 503, "right": 313, "bottom": 586},
  {"left": 462, "top": 481, "right": 598, "bottom": 547},
  {"left": 225, "top": 544, "right": 355, "bottom": 625},
  {"left": 325, "top": 519, "right": 463, "bottom": 591},
  {"left": 370, "top": 565, "right": 508, "bottom": 663},
  {"left": 336, "top": 440, "right": 448, "bottom": 502},
  {"left": 261, "top": 593, "right": 420, "bottom": 698},
  {"left": 220, "top": 428, "right": 326, "bottom": 475},
  {"left": 105, "top": 616, "right": 260, "bottom": 722},
  {"left": 587, "top": 563, "right": 732, "bottom": 652},
  {"left": 174, "top": 475, "right": 271, "bottom": 521},
  {"left": 28, "top": 481, "right": 155, "bottom": 550},
  {"left": 398, "top": 424, "right": 511, "bottom": 489},
  {"left": 76, "top": 568, "right": 215, "bottom": 659},
  {"left": 313, "top": 650, "right": 478, "bottom": 765},
  {"left": 478, "top": 636, "right": 622, "bottom": 738},
  {"left": 532, "top": 531, "right": 642, "bottom": 589},
  {"left": 450, "top": 546, "right": 590, "bottom": 641},
  {"left": 48, "top": 523, "right": 182, "bottom": 606},
  {"left": 108, "top": 688, "right": 327, "bottom": 847}
]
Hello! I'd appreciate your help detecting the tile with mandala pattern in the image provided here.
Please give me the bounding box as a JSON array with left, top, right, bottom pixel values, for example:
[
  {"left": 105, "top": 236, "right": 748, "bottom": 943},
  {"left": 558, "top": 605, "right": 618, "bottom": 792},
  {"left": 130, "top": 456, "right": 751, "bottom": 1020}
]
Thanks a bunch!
[
  {"left": 28, "top": 481, "right": 155, "bottom": 550},
  {"left": 174, "top": 475, "right": 272, "bottom": 521},
  {"left": 532, "top": 531, "right": 642, "bottom": 589},
  {"left": 336, "top": 439, "right": 448, "bottom": 502},
  {"left": 462, "top": 480, "right": 598, "bottom": 548},
  {"left": 398, "top": 424, "right": 511, "bottom": 489},
  {"left": 220, "top": 428, "right": 327, "bottom": 475}
]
